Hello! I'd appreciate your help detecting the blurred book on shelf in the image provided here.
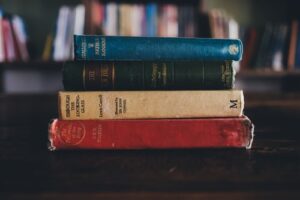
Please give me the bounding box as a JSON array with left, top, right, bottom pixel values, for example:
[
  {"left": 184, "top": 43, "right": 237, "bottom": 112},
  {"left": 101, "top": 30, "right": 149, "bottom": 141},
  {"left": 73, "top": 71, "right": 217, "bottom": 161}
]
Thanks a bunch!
[
  {"left": 287, "top": 20, "right": 298, "bottom": 71},
  {"left": 240, "top": 23, "right": 291, "bottom": 72},
  {"left": 197, "top": 9, "right": 240, "bottom": 71},
  {"left": 48, "top": 1, "right": 197, "bottom": 61},
  {"left": 84, "top": 1, "right": 197, "bottom": 38},
  {"left": 197, "top": 9, "right": 239, "bottom": 39},
  {"left": 52, "top": 4, "right": 85, "bottom": 61},
  {"left": 0, "top": 9, "right": 30, "bottom": 63},
  {"left": 3, "top": 0, "right": 300, "bottom": 75}
]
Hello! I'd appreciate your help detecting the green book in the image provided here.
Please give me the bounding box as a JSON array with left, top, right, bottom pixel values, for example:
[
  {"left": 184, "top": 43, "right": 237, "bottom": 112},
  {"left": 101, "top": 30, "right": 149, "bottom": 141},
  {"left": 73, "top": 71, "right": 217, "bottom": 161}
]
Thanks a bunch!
[{"left": 63, "top": 60, "right": 234, "bottom": 90}]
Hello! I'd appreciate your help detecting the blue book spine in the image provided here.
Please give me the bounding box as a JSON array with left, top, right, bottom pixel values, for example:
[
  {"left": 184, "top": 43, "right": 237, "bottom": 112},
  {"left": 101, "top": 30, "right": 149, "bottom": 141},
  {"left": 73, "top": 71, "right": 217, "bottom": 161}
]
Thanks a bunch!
[
  {"left": 146, "top": 3, "right": 157, "bottom": 37},
  {"left": 74, "top": 35, "right": 243, "bottom": 61}
]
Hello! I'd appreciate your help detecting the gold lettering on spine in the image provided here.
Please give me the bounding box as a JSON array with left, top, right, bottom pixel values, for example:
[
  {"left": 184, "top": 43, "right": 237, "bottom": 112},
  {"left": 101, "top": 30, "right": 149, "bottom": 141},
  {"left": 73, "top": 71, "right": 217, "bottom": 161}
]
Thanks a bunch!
[
  {"left": 221, "top": 61, "right": 232, "bottom": 87},
  {"left": 101, "top": 37, "right": 106, "bottom": 57},
  {"left": 151, "top": 63, "right": 158, "bottom": 87},
  {"left": 95, "top": 38, "right": 100, "bottom": 55},
  {"left": 227, "top": 61, "right": 233, "bottom": 85},
  {"left": 162, "top": 63, "right": 167, "bottom": 86},
  {"left": 100, "top": 64, "right": 109, "bottom": 86},
  {"left": 221, "top": 63, "right": 225, "bottom": 83},
  {"left": 89, "top": 70, "right": 96, "bottom": 81},
  {"left": 81, "top": 37, "right": 87, "bottom": 59},
  {"left": 84, "top": 62, "right": 113, "bottom": 90},
  {"left": 112, "top": 62, "right": 115, "bottom": 89}
]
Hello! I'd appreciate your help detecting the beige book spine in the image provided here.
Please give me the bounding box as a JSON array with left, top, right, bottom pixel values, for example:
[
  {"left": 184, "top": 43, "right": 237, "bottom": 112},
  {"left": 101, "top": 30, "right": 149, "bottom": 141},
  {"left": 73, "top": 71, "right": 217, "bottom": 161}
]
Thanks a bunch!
[{"left": 58, "top": 90, "right": 244, "bottom": 120}]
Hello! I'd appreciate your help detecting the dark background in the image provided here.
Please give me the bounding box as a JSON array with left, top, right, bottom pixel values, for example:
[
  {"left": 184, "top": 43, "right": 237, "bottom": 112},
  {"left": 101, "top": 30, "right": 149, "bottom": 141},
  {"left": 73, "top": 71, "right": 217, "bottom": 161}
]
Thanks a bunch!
[{"left": 0, "top": 0, "right": 299, "bottom": 199}]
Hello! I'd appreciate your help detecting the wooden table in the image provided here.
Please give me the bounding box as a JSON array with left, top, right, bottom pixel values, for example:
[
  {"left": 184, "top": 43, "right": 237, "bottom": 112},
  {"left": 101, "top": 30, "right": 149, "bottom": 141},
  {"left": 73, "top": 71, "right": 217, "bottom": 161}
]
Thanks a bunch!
[{"left": 0, "top": 94, "right": 299, "bottom": 199}]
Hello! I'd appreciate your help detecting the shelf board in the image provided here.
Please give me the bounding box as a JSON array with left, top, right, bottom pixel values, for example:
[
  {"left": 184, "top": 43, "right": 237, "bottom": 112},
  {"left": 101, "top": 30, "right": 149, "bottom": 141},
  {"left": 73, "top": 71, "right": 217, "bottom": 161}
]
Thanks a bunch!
[
  {"left": 237, "top": 70, "right": 300, "bottom": 78},
  {"left": 0, "top": 61, "right": 64, "bottom": 70}
]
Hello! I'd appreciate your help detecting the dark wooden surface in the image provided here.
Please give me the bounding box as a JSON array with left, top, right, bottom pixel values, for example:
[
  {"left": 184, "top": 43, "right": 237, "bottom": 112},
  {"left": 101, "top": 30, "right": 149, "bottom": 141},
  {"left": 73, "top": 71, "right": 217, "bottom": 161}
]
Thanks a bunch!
[{"left": 0, "top": 93, "right": 300, "bottom": 199}]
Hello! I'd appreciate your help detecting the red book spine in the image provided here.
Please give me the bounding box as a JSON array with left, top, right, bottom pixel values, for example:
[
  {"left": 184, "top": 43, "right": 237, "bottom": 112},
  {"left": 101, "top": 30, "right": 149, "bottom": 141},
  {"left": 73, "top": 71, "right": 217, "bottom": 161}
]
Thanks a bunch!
[
  {"left": 2, "top": 19, "right": 9, "bottom": 61},
  {"left": 49, "top": 116, "right": 254, "bottom": 150}
]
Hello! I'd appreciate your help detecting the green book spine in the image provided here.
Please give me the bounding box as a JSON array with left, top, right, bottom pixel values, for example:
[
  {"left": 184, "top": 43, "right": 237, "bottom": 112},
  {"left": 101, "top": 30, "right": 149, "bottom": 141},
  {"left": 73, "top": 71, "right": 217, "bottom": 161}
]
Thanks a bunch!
[{"left": 63, "top": 60, "right": 234, "bottom": 90}]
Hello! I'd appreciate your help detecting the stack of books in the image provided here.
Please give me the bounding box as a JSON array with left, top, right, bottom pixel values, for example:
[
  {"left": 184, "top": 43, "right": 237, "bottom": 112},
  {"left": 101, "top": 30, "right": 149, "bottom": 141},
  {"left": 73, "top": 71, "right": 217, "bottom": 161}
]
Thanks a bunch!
[{"left": 48, "top": 35, "right": 254, "bottom": 150}]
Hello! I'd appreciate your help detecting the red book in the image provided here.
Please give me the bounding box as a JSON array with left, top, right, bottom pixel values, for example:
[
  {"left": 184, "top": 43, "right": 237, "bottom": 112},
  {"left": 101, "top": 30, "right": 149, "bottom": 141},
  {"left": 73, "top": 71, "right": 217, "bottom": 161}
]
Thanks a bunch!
[
  {"left": 48, "top": 116, "right": 254, "bottom": 151},
  {"left": 2, "top": 19, "right": 17, "bottom": 62},
  {"left": 241, "top": 28, "right": 257, "bottom": 70}
]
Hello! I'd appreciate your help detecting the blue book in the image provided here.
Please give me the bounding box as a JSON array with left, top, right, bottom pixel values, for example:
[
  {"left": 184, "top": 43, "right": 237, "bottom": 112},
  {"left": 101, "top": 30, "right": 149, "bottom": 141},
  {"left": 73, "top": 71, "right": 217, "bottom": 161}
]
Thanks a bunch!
[
  {"left": 74, "top": 35, "right": 243, "bottom": 61},
  {"left": 146, "top": 3, "right": 157, "bottom": 37}
]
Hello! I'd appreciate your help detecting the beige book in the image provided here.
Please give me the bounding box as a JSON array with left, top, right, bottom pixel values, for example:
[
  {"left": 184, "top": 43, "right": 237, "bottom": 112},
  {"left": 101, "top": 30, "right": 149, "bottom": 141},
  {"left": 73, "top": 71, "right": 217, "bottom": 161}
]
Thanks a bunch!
[
  {"left": 119, "top": 4, "right": 132, "bottom": 36},
  {"left": 58, "top": 90, "right": 244, "bottom": 120}
]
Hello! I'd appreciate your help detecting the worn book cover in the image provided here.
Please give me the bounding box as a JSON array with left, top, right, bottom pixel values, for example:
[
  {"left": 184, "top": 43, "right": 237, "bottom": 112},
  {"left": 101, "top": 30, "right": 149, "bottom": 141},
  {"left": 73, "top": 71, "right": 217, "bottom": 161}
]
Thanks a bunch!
[
  {"left": 74, "top": 35, "right": 243, "bottom": 61},
  {"left": 49, "top": 116, "right": 254, "bottom": 150},
  {"left": 63, "top": 60, "right": 234, "bottom": 90},
  {"left": 58, "top": 90, "right": 244, "bottom": 120}
]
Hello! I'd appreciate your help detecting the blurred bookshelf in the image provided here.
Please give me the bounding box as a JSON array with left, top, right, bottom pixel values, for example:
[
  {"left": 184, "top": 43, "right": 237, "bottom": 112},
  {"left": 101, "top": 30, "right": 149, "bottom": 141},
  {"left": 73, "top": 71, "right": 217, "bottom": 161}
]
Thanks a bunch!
[
  {"left": 237, "top": 70, "right": 300, "bottom": 78},
  {"left": 0, "top": 61, "right": 63, "bottom": 70},
  {"left": 1, "top": 0, "right": 300, "bottom": 93}
]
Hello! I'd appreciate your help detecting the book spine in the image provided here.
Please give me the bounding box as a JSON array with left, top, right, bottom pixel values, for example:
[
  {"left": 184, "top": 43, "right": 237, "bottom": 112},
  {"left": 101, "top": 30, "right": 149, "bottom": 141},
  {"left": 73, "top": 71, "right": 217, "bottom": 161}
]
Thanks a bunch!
[
  {"left": 48, "top": 116, "right": 254, "bottom": 150},
  {"left": 295, "top": 22, "right": 300, "bottom": 68},
  {"left": 2, "top": 18, "right": 16, "bottom": 62},
  {"left": 74, "top": 35, "right": 243, "bottom": 61},
  {"left": 146, "top": 3, "right": 157, "bottom": 37},
  {"left": 63, "top": 60, "right": 234, "bottom": 91},
  {"left": 0, "top": 11, "right": 4, "bottom": 62},
  {"left": 288, "top": 21, "right": 298, "bottom": 70},
  {"left": 58, "top": 90, "right": 244, "bottom": 120}
]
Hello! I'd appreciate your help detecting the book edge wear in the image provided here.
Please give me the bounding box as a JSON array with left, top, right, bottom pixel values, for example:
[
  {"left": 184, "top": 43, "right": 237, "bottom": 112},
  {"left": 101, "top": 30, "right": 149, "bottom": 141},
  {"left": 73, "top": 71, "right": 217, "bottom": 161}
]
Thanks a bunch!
[
  {"left": 73, "top": 35, "right": 243, "bottom": 61},
  {"left": 48, "top": 116, "right": 254, "bottom": 151}
]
